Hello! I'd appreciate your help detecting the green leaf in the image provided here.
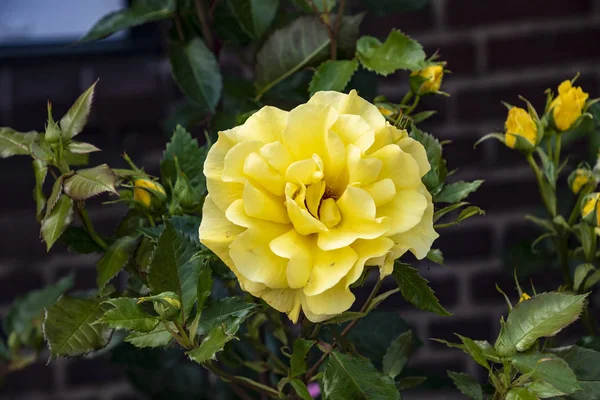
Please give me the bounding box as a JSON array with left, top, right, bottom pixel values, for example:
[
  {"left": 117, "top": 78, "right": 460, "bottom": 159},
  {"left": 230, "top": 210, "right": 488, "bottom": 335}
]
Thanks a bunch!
[
  {"left": 32, "top": 159, "right": 48, "bottom": 220},
  {"left": 255, "top": 16, "right": 330, "bottom": 99},
  {"left": 290, "top": 339, "right": 314, "bottom": 377},
  {"left": 196, "top": 264, "right": 213, "bottom": 312},
  {"left": 82, "top": 0, "right": 176, "bottom": 41},
  {"left": 447, "top": 371, "right": 483, "bottom": 400},
  {"left": 397, "top": 376, "right": 427, "bottom": 391},
  {"left": 338, "top": 13, "right": 365, "bottom": 57},
  {"left": 170, "top": 37, "right": 222, "bottom": 112},
  {"left": 555, "top": 345, "right": 600, "bottom": 400},
  {"left": 98, "top": 298, "right": 160, "bottom": 332},
  {"left": 356, "top": 30, "right": 426, "bottom": 76},
  {"left": 383, "top": 330, "right": 413, "bottom": 378},
  {"left": 323, "top": 351, "right": 400, "bottom": 400},
  {"left": 40, "top": 194, "right": 74, "bottom": 251},
  {"left": 426, "top": 248, "right": 444, "bottom": 265},
  {"left": 63, "top": 164, "right": 119, "bottom": 200},
  {"left": 148, "top": 221, "right": 204, "bottom": 321},
  {"left": 0, "top": 128, "right": 40, "bottom": 158},
  {"left": 410, "top": 125, "right": 445, "bottom": 194},
  {"left": 96, "top": 235, "right": 139, "bottom": 290},
  {"left": 574, "top": 263, "right": 596, "bottom": 291},
  {"left": 458, "top": 207, "right": 485, "bottom": 221},
  {"left": 494, "top": 292, "right": 587, "bottom": 356},
  {"left": 124, "top": 323, "right": 173, "bottom": 348},
  {"left": 511, "top": 352, "right": 580, "bottom": 395},
  {"left": 393, "top": 263, "right": 451, "bottom": 316},
  {"left": 411, "top": 110, "right": 437, "bottom": 124},
  {"left": 197, "top": 297, "right": 256, "bottom": 335},
  {"left": 525, "top": 380, "right": 567, "bottom": 398},
  {"left": 308, "top": 59, "right": 358, "bottom": 96},
  {"left": 187, "top": 325, "right": 232, "bottom": 363},
  {"left": 161, "top": 126, "right": 207, "bottom": 194},
  {"left": 361, "top": 0, "right": 430, "bottom": 15},
  {"left": 506, "top": 387, "right": 539, "bottom": 400},
  {"left": 229, "top": 0, "right": 279, "bottom": 38},
  {"left": 66, "top": 141, "right": 101, "bottom": 154},
  {"left": 433, "top": 201, "right": 469, "bottom": 223},
  {"left": 578, "top": 336, "right": 600, "bottom": 353},
  {"left": 43, "top": 295, "right": 111, "bottom": 359},
  {"left": 292, "top": 0, "right": 336, "bottom": 12},
  {"left": 435, "top": 180, "right": 484, "bottom": 204},
  {"left": 3, "top": 275, "right": 73, "bottom": 340},
  {"left": 289, "top": 378, "right": 312, "bottom": 400},
  {"left": 60, "top": 82, "right": 96, "bottom": 139},
  {"left": 456, "top": 334, "right": 490, "bottom": 371},
  {"left": 61, "top": 226, "right": 104, "bottom": 254}
]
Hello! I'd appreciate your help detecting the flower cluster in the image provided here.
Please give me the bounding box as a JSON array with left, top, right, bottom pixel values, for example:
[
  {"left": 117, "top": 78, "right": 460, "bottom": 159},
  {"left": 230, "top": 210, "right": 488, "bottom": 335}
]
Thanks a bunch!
[{"left": 199, "top": 90, "right": 438, "bottom": 322}]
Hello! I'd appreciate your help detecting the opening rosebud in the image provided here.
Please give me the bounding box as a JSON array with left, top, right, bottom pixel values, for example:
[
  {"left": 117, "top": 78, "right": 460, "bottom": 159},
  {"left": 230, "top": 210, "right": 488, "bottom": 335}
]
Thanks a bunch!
[
  {"left": 568, "top": 168, "right": 595, "bottom": 195},
  {"left": 550, "top": 80, "right": 589, "bottom": 132},
  {"left": 582, "top": 193, "right": 600, "bottom": 227},
  {"left": 504, "top": 107, "right": 538, "bottom": 151},
  {"left": 133, "top": 178, "right": 166, "bottom": 210},
  {"left": 410, "top": 65, "right": 444, "bottom": 95}
]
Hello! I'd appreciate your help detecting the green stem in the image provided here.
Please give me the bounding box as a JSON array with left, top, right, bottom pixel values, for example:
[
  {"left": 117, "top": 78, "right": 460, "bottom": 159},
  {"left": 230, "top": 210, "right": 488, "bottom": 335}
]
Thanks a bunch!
[
  {"left": 582, "top": 306, "right": 597, "bottom": 336},
  {"left": 174, "top": 320, "right": 193, "bottom": 349},
  {"left": 554, "top": 132, "right": 562, "bottom": 167},
  {"left": 526, "top": 153, "right": 555, "bottom": 217},
  {"left": 194, "top": 0, "right": 214, "bottom": 51},
  {"left": 400, "top": 92, "right": 413, "bottom": 106},
  {"left": 404, "top": 95, "right": 421, "bottom": 115},
  {"left": 204, "top": 362, "right": 280, "bottom": 399},
  {"left": 76, "top": 202, "right": 108, "bottom": 250},
  {"left": 568, "top": 189, "right": 587, "bottom": 225}
]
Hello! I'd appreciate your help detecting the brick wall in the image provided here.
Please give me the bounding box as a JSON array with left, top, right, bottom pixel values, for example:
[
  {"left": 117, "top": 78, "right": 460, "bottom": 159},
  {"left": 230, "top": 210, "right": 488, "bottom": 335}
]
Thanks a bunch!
[{"left": 1, "top": 0, "right": 599, "bottom": 398}]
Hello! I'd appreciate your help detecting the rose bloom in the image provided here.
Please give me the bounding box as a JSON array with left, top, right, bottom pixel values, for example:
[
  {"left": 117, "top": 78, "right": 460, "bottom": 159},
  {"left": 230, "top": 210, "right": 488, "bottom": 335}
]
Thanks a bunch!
[
  {"left": 199, "top": 90, "right": 438, "bottom": 323},
  {"left": 504, "top": 107, "right": 537, "bottom": 149},
  {"left": 550, "top": 80, "right": 589, "bottom": 131}
]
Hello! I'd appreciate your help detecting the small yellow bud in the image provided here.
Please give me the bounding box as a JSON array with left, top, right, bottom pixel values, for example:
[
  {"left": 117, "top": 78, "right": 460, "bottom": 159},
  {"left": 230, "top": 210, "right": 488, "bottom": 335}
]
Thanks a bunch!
[
  {"left": 568, "top": 168, "right": 594, "bottom": 194},
  {"left": 550, "top": 80, "right": 589, "bottom": 131},
  {"left": 504, "top": 107, "right": 537, "bottom": 149},
  {"left": 133, "top": 179, "right": 166, "bottom": 208},
  {"left": 377, "top": 105, "right": 394, "bottom": 117},
  {"left": 582, "top": 193, "right": 600, "bottom": 226},
  {"left": 410, "top": 65, "right": 444, "bottom": 95},
  {"left": 518, "top": 292, "right": 531, "bottom": 303}
]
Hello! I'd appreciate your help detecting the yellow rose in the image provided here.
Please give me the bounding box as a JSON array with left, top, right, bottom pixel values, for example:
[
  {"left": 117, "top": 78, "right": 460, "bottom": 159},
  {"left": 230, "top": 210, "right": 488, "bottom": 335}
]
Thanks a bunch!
[
  {"left": 568, "top": 168, "right": 594, "bottom": 194},
  {"left": 550, "top": 80, "right": 589, "bottom": 131},
  {"left": 504, "top": 107, "right": 537, "bottom": 149},
  {"left": 199, "top": 90, "right": 438, "bottom": 323},
  {"left": 582, "top": 193, "right": 600, "bottom": 226},
  {"left": 133, "top": 178, "right": 166, "bottom": 208},
  {"left": 410, "top": 65, "right": 444, "bottom": 94}
]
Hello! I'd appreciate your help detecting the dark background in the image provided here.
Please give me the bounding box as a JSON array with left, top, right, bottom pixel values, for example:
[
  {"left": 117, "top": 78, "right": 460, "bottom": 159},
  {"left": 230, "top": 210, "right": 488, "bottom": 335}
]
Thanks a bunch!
[{"left": 1, "top": 0, "right": 599, "bottom": 399}]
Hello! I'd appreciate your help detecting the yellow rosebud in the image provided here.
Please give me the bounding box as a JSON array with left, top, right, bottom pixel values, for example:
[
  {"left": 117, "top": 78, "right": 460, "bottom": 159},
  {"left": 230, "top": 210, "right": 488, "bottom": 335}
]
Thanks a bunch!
[
  {"left": 504, "top": 107, "right": 537, "bottom": 149},
  {"left": 550, "top": 80, "right": 589, "bottom": 131},
  {"left": 377, "top": 105, "right": 394, "bottom": 117},
  {"left": 199, "top": 90, "right": 438, "bottom": 323},
  {"left": 410, "top": 65, "right": 444, "bottom": 95},
  {"left": 582, "top": 193, "right": 600, "bottom": 226},
  {"left": 133, "top": 179, "right": 166, "bottom": 208},
  {"left": 568, "top": 168, "right": 594, "bottom": 194},
  {"left": 518, "top": 292, "right": 531, "bottom": 303}
]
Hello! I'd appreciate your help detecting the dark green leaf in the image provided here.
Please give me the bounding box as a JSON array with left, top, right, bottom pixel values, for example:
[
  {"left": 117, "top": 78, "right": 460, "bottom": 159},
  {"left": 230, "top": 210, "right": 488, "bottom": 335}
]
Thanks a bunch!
[
  {"left": 555, "top": 345, "right": 600, "bottom": 400},
  {"left": 0, "top": 128, "right": 40, "bottom": 158},
  {"left": 393, "top": 263, "right": 451, "bottom": 316},
  {"left": 63, "top": 164, "right": 119, "bottom": 200},
  {"left": 411, "top": 110, "right": 437, "bottom": 124},
  {"left": 494, "top": 292, "right": 587, "bottom": 356},
  {"left": 506, "top": 387, "right": 538, "bottom": 400},
  {"left": 338, "top": 13, "right": 365, "bottom": 57},
  {"left": 383, "top": 330, "right": 413, "bottom": 378},
  {"left": 578, "top": 336, "right": 600, "bottom": 353},
  {"left": 361, "top": 0, "right": 430, "bottom": 15},
  {"left": 170, "top": 37, "right": 222, "bottom": 112},
  {"left": 197, "top": 297, "right": 256, "bottom": 335},
  {"left": 356, "top": 30, "right": 426, "bottom": 76},
  {"left": 97, "top": 235, "right": 139, "bottom": 290},
  {"left": 511, "top": 351, "right": 580, "bottom": 395},
  {"left": 426, "top": 248, "right": 444, "bottom": 265},
  {"left": 456, "top": 334, "right": 490, "bottom": 371},
  {"left": 435, "top": 180, "right": 484, "bottom": 204},
  {"left": 82, "top": 0, "right": 176, "bottom": 41},
  {"left": 433, "top": 202, "right": 469, "bottom": 223},
  {"left": 44, "top": 295, "right": 111, "bottom": 359},
  {"left": 289, "top": 378, "right": 312, "bottom": 400},
  {"left": 410, "top": 125, "right": 445, "bottom": 193},
  {"left": 574, "top": 263, "right": 596, "bottom": 291},
  {"left": 3, "top": 275, "right": 73, "bottom": 340},
  {"left": 98, "top": 298, "right": 160, "bottom": 332},
  {"left": 308, "top": 59, "right": 358, "bottom": 96},
  {"left": 292, "top": 0, "right": 336, "bottom": 12},
  {"left": 61, "top": 226, "right": 104, "bottom": 254},
  {"left": 525, "top": 380, "right": 567, "bottom": 398},
  {"left": 323, "top": 351, "right": 400, "bottom": 400},
  {"left": 187, "top": 325, "right": 231, "bottom": 363},
  {"left": 397, "top": 376, "right": 427, "bottom": 391},
  {"left": 161, "top": 126, "right": 207, "bottom": 194},
  {"left": 196, "top": 264, "right": 212, "bottom": 312},
  {"left": 40, "top": 194, "right": 74, "bottom": 251},
  {"left": 148, "top": 221, "right": 204, "bottom": 321},
  {"left": 323, "top": 311, "right": 367, "bottom": 325},
  {"left": 290, "top": 339, "right": 314, "bottom": 377},
  {"left": 447, "top": 371, "right": 483, "bottom": 400},
  {"left": 229, "top": 0, "right": 279, "bottom": 38},
  {"left": 124, "top": 323, "right": 173, "bottom": 348},
  {"left": 60, "top": 82, "right": 96, "bottom": 139},
  {"left": 32, "top": 159, "right": 48, "bottom": 220},
  {"left": 255, "top": 16, "right": 330, "bottom": 98}
]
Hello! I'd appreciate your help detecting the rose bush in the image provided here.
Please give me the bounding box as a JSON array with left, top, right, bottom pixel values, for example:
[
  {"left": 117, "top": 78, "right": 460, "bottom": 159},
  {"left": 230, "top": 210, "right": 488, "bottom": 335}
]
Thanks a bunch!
[{"left": 200, "top": 90, "right": 437, "bottom": 322}]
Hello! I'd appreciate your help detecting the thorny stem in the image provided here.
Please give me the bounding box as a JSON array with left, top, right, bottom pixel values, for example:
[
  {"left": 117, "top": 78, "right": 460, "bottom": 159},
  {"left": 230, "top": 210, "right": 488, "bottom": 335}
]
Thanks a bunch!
[
  {"left": 76, "top": 202, "right": 108, "bottom": 250},
  {"left": 204, "top": 362, "right": 280, "bottom": 398},
  {"left": 305, "top": 279, "right": 384, "bottom": 380},
  {"left": 194, "top": 0, "right": 214, "bottom": 50}
]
